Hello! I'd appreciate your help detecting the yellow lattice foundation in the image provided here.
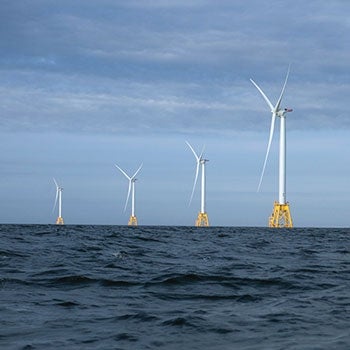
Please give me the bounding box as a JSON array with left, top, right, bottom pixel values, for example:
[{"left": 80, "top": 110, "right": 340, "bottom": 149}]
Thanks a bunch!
[
  {"left": 195, "top": 212, "right": 209, "bottom": 227},
  {"left": 56, "top": 216, "right": 64, "bottom": 225},
  {"left": 269, "top": 201, "right": 293, "bottom": 228},
  {"left": 128, "top": 215, "right": 138, "bottom": 226}
]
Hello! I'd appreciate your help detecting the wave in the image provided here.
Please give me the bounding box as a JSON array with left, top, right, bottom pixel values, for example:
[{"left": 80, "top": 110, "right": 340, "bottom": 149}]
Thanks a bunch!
[
  {"left": 116, "top": 312, "right": 159, "bottom": 322},
  {"left": 46, "top": 275, "right": 143, "bottom": 288},
  {"left": 146, "top": 272, "right": 297, "bottom": 290},
  {"left": 54, "top": 300, "right": 80, "bottom": 307}
]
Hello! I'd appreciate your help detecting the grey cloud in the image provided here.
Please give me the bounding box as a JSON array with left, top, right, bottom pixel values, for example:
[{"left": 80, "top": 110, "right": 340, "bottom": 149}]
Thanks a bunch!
[{"left": 0, "top": 0, "right": 349, "bottom": 134}]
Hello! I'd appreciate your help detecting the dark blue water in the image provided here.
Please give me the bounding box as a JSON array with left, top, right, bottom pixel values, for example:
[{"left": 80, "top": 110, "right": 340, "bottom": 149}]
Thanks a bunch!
[{"left": 1, "top": 225, "right": 350, "bottom": 349}]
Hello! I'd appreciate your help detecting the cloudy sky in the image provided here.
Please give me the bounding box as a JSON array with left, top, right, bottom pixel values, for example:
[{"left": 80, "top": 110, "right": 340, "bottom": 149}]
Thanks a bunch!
[{"left": 1, "top": 0, "right": 349, "bottom": 227}]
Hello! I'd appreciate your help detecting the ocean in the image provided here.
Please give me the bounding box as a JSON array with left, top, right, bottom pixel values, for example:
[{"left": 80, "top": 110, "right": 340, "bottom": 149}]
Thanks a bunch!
[{"left": 1, "top": 225, "right": 349, "bottom": 349}]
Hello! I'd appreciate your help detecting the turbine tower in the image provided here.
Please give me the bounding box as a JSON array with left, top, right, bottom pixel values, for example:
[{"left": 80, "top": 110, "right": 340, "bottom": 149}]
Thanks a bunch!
[
  {"left": 115, "top": 163, "right": 142, "bottom": 226},
  {"left": 250, "top": 66, "right": 293, "bottom": 228},
  {"left": 186, "top": 141, "right": 209, "bottom": 227},
  {"left": 53, "top": 178, "right": 64, "bottom": 225}
]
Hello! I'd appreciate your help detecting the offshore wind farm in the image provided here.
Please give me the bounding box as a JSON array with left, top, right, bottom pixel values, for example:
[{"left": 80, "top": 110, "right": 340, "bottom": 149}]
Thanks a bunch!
[
  {"left": 49, "top": 69, "right": 295, "bottom": 227},
  {"left": 15, "top": 63, "right": 348, "bottom": 228}
]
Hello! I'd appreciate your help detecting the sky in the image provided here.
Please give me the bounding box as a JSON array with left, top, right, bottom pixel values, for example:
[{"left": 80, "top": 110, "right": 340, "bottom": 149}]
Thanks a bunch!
[{"left": 0, "top": 0, "right": 349, "bottom": 227}]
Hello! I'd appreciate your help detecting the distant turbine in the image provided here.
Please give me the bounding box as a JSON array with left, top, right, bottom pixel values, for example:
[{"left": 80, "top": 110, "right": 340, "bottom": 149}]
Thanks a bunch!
[
  {"left": 250, "top": 66, "right": 293, "bottom": 228},
  {"left": 53, "top": 178, "right": 64, "bottom": 225},
  {"left": 186, "top": 141, "right": 209, "bottom": 227},
  {"left": 115, "top": 163, "right": 143, "bottom": 226}
]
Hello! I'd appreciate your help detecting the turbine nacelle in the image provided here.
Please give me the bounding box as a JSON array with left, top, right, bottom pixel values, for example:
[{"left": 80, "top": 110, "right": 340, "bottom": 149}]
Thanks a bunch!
[
  {"left": 53, "top": 178, "right": 63, "bottom": 190},
  {"left": 277, "top": 108, "right": 293, "bottom": 117}
]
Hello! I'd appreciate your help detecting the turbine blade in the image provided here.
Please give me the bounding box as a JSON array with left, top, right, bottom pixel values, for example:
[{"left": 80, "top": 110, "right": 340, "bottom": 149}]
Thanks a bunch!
[
  {"left": 53, "top": 177, "right": 58, "bottom": 188},
  {"left": 131, "top": 163, "right": 143, "bottom": 179},
  {"left": 258, "top": 113, "right": 276, "bottom": 192},
  {"left": 250, "top": 78, "right": 274, "bottom": 111},
  {"left": 186, "top": 141, "right": 200, "bottom": 161},
  {"left": 124, "top": 180, "right": 131, "bottom": 212},
  {"left": 52, "top": 188, "right": 59, "bottom": 214},
  {"left": 275, "top": 65, "right": 291, "bottom": 110},
  {"left": 189, "top": 162, "right": 200, "bottom": 205},
  {"left": 115, "top": 164, "right": 131, "bottom": 180},
  {"left": 199, "top": 145, "right": 205, "bottom": 159}
]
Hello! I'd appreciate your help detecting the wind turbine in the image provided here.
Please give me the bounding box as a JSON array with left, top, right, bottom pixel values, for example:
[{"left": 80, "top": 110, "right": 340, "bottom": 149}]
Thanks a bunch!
[
  {"left": 250, "top": 66, "right": 293, "bottom": 228},
  {"left": 115, "top": 163, "right": 143, "bottom": 226},
  {"left": 186, "top": 141, "right": 209, "bottom": 227},
  {"left": 53, "top": 178, "right": 64, "bottom": 225}
]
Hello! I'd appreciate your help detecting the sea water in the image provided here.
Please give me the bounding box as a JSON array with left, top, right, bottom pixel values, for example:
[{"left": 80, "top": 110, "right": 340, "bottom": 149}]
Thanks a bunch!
[{"left": 1, "top": 225, "right": 349, "bottom": 349}]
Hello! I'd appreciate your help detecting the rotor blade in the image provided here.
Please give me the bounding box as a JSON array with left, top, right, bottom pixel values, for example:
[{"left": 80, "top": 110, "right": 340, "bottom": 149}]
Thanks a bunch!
[
  {"left": 250, "top": 78, "right": 274, "bottom": 111},
  {"left": 189, "top": 162, "right": 200, "bottom": 205},
  {"left": 124, "top": 180, "right": 132, "bottom": 212},
  {"left": 115, "top": 164, "right": 131, "bottom": 180},
  {"left": 53, "top": 177, "right": 58, "bottom": 188},
  {"left": 257, "top": 113, "right": 276, "bottom": 192},
  {"left": 199, "top": 145, "right": 205, "bottom": 159},
  {"left": 131, "top": 163, "right": 143, "bottom": 179},
  {"left": 275, "top": 64, "right": 291, "bottom": 111},
  {"left": 186, "top": 141, "right": 200, "bottom": 161},
  {"left": 52, "top": 188, "right": 59, "bottom": 214}
]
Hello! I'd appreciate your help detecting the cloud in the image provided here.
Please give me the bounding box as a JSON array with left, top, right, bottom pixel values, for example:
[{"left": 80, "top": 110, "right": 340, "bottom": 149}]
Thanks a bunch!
[{"left": 0, "top": 0, "right": 349, "bottom": 135}]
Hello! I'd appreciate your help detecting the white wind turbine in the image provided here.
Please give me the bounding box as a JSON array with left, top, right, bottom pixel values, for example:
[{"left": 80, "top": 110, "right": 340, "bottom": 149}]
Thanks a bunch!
[
  {"left": 186, "top": 141, "right": 209, "bottom": 227},
  {"left": 115, "top": 163, "right": 143, "bottom": 226},
  {"left": 250, "top": 66, "right": 293, "bottom": 227},
  {"left": 53, "top": 178, "right": 64, "bottom": 225}
]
